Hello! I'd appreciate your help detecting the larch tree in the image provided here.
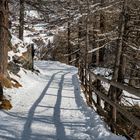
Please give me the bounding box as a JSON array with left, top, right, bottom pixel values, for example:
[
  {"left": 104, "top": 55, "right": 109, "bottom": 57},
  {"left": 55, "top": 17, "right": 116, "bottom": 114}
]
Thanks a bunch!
[
  {"left": 0, "top": 0, "right": 9, "bottom": 99},
  {"left": 19, "top": 0, "right": 25, "bottom": 40}
]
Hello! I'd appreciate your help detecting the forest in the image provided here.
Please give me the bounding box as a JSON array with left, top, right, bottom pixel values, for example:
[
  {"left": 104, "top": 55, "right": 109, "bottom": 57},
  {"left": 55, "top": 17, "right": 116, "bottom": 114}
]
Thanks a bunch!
[{"left": 0, "top": 0, "right": 140, "bottom": 140}]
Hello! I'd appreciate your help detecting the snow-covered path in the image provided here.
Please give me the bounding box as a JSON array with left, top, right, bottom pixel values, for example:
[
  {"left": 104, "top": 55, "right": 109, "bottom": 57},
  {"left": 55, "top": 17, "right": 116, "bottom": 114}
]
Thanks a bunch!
[{"left": 0, "top": 61, "right": 126, "bottom": 140}]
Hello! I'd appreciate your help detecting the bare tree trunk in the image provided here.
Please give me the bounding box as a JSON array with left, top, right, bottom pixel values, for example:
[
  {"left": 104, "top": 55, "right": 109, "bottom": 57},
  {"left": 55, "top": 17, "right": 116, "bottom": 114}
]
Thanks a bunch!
[
  {"left": 105, "top": 1, "right": 128, "bottom": 128},
  {"left": 85, "top": 0, "right": 90, "bottom": 69},
  {"left": 108, "top": 0, "right": 127, "bottom": 101},
  {"left": 75, "top": 21, "right": 82, "bottom": 67},
  {"left": 91, "top": 20, "right": 96, "bottom": 64},
  {"left": 0, "top": 0, "right": 9, "bottom": 98},
  {"left": 96, "top": 34, "right": 100, "bottom": 66},
  {"left": 0, "top": 0, "right": 9, "bottom": 75},
  {"left": 67, "top": 18, "right": 71, "bottom": 64},
  {"left": 85, "top": 20, "right": 89, "bottom": 69},
  {"left": 129, "top": 13, "right": 140, "bottom": 87},
  {"left": 19, "top": 0, "right": 25, "bottom": 40},
  {"left": 99, "top": 0, "right": 105, "bottom": 63}
]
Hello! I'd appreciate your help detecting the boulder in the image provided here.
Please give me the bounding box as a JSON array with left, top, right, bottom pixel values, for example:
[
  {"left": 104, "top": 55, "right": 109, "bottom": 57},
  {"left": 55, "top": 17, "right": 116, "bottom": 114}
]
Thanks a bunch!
[{"left": 8, "top": 61, "right": 20, "bottom": 75}]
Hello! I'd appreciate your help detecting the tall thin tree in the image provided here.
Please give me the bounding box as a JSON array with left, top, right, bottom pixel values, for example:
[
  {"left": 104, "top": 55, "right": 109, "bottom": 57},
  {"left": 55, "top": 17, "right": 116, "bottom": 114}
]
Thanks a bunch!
[
  {"left": 99, "top": 0, "right": 105, "bottom": 63},
  {"left": 19, "top": 0, "right": 25, "bottom": 40},
  {"left": 0, "top": 0, "right": 9, "bottom": 99}
]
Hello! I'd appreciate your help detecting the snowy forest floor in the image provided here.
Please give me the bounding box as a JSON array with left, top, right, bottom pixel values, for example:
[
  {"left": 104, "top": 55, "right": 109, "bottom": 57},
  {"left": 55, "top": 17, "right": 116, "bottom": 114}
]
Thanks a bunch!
[{"left": 0, "top": 61, "right": 126, "bottom": 140}]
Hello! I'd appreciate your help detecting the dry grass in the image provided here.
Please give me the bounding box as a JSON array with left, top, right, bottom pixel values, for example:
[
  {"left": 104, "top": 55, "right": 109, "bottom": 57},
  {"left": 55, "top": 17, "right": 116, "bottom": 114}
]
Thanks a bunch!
[
  {"left": 11, "top": 78, "right": 22, "bottom": 88},
  {"left": 0, "top": 75, "right": 12, "bottom": 88},
  {"left": 12, "top": 82, "right": 22, "bottom": 88},
  {"left": 0, "top": 74, "right": 22, "bottom": 88},
  {"left": 0, "top": 96, "right": 12, "bottom": 110}
]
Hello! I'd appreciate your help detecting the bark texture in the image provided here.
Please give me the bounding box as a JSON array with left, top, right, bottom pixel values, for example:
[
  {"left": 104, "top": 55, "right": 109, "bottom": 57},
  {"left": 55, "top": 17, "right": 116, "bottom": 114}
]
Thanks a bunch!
[
  {"left": 19, "top": 0, "right": 25, "bottom": 40},
  {"left": 0, "top": 0, "right": 9, "bottom": 98},
  {"left": 0, "top": 0, "right": 9, "bottom": 75}
]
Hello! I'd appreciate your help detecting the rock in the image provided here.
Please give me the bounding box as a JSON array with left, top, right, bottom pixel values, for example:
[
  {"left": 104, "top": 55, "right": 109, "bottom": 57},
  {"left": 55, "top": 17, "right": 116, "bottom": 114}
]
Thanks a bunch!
[
  {"left": 11, "top": 46, "right": 33, "bottom": 71},
  {"left": 12, "top": 55, "right": 20, "bottom": 63},
  {"left": 8, "top": 61, "right": 20, "bottom": 75}
]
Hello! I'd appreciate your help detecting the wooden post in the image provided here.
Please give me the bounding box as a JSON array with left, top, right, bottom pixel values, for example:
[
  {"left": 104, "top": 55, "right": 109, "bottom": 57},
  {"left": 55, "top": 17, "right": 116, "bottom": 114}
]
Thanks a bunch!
[
  {"left": 89, "top": 73, "right": 93, "bottom": 105},
  {"left": 79, "top": 60, "right": 81, "bottom": 79},
  {"left": 110, "top": 88, "right": 117, "bottom": 133},
  {"left": 83, "top": 68, "right": 85, "bottom": 86},
  {"left": 84, "top": 69, "right": 88, "bottom": 93},
  {"left": 75, "top": 51, "right": 80, "bottom": 68},
  {"left": 78, "top": 60, "right": 81, "bottom": 76},
  {"left": 31, "top": 44, "right": 34, "bottom": 71},
  {"left": 81, "top": 62, "right": 84, "bottom": 85},
  {"left": 0, "top": 82, "right": 3, "bottom": 101},
  {"left": 96, "top": 79, "right": 101, "bottom": 113}
]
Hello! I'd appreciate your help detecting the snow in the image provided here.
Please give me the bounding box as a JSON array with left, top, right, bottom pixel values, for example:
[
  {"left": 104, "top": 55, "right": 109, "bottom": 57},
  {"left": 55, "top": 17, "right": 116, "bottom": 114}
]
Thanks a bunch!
[
  {"left": 0, "top": 61, "right": 126, "bottom": 140},
  {"left": 92, "top": 67, "right": 112, "bottom": 77},
  {"left": 11, "top": 35, "right": 23, "bottom": 46},
  {"left": 92, "top": 67, "right": 140, "bottom": 107},
  {"left": 33, "top": 24, "right": 47, "bottom": 31},
  {"left": 122, "top": 91, "right": 140, "bottom": 106},
  {"left": 24, "top": 36, "right": 34, "bottom": 44},
  {"left": 8, "top": 35, "right": 27, "bottom": 61},
  {"left": 25, "top": 10, "right": 41, "bottom": 19},
  {"left": 88, "top": 46, "right": 105, "bottom": 54},
  {"left": 23, "top": 24, "right": 54, "bottom": 47}
]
